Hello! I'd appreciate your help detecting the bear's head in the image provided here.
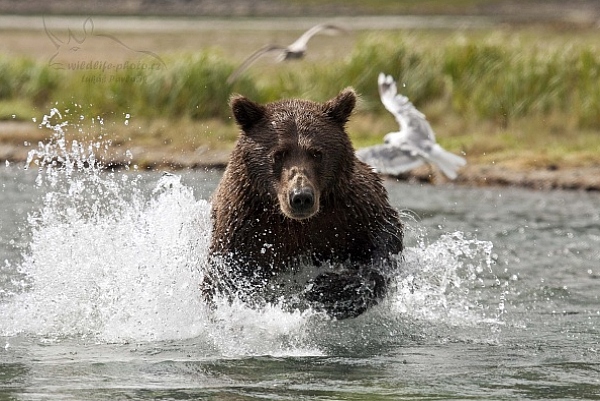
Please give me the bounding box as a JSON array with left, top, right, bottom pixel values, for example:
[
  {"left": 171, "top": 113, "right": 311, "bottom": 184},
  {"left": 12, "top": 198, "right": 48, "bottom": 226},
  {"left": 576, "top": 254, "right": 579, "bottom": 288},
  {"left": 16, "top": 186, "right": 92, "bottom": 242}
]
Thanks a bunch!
[{"left": 230, "top": 89, "right": 357, "bottom": 220}]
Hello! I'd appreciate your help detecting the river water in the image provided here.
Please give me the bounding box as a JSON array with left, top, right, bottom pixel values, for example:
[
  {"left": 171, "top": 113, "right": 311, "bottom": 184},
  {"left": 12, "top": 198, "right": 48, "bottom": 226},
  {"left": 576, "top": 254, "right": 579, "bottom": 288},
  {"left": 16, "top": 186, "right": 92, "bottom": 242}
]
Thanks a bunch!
[{"left": 1, "top": 123, "right": 599, "bottom": 400}]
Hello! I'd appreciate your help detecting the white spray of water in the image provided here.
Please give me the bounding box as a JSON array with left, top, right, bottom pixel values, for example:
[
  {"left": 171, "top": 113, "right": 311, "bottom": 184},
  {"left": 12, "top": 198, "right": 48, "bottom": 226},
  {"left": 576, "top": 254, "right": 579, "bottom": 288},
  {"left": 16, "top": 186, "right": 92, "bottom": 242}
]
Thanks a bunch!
[
  {"left": 394, "top": 231, "right": 500, "bottom": 324},
  {"left": 0, "top": 109, "right": 503, "bottom": 355},
  {"left": 3, "top": 111, "right": 211, "bottom": 341}
]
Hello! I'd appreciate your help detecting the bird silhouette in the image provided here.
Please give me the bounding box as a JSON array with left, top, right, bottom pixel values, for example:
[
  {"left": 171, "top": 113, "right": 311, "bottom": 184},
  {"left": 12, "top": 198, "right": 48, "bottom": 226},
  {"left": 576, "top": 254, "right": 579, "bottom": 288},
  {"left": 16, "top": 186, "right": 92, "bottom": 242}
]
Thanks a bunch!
[
  {"left": 356, "top": 73, "right": 466, "bottom": 179},
  {"left": 226, "top": 24, "right": 346, "bottom": 84}
]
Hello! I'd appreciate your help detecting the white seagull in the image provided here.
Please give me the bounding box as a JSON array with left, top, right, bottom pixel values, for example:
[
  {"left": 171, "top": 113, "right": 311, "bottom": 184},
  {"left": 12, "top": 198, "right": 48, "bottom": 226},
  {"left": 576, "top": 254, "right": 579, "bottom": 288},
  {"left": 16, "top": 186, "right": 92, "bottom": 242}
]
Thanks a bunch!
[
  {"left": 227, "top": 24, "right": 345, "bottom": 84},
  {"left": 356, "top": 73, "right": 467, "bottom": 180}
]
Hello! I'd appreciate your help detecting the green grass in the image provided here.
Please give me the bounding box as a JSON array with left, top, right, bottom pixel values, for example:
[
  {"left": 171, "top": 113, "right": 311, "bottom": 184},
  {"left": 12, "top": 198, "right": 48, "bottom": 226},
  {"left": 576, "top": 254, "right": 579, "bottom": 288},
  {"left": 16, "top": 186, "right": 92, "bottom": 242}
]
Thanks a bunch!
[
  {"left": 0, "top": 56, "right": 60, "bottom": 105},
  {"left": 49, "top": 49, "right": 261, "bottom": 120},
  {"left": 2, "top": 30, "right": 600, "bottom": 168}
]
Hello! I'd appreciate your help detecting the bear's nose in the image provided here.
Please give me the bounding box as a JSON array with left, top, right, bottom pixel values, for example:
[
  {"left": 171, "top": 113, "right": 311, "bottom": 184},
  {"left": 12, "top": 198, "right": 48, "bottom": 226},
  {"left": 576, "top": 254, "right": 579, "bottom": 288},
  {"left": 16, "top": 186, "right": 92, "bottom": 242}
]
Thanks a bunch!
[{"left": 289, "top": 187, "right": 314, "bottom": 213}]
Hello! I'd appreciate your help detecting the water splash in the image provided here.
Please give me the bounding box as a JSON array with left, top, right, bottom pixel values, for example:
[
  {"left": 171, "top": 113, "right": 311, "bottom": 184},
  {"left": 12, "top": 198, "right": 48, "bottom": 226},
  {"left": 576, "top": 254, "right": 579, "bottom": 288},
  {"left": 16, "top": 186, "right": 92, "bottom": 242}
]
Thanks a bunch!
[
  {"left": 393, "top": 231, "right": 500, "bottom": 324},
  {"left": 4, "top": 110, "right": 211, "bottom": 342},
  {"left": 1, "top": 110, "right": 503, "bottom": 354}
]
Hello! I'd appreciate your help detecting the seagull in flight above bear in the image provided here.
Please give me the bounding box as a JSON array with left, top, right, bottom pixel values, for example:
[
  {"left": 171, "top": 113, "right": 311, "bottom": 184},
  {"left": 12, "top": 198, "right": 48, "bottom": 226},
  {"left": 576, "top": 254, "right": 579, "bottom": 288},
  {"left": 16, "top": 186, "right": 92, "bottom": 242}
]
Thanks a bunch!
[
  {"left": 356, "top": 73, "right": 467, "bottom": 180},
  {"left": 227, "top": 23, "right": 346, "bottom": 84}
]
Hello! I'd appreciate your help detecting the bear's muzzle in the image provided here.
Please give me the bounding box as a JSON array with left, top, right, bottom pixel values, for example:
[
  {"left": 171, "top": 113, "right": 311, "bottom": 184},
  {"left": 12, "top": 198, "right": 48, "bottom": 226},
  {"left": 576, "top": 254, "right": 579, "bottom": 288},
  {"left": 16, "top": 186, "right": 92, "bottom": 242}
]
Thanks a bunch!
[
  {"left": 289, "top": 186, "right": 315, "bottom": 215},
  {"left": 280, "top": 170, "right": 319, "bottom": 220}
]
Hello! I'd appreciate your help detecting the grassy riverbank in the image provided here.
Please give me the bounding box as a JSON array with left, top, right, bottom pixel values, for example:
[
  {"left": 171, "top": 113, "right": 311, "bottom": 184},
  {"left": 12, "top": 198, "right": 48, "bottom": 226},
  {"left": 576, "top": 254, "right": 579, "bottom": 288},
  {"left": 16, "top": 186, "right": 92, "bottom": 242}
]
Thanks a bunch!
[{"left": 1, "top": 23, "right": 600, "bottom": 178}]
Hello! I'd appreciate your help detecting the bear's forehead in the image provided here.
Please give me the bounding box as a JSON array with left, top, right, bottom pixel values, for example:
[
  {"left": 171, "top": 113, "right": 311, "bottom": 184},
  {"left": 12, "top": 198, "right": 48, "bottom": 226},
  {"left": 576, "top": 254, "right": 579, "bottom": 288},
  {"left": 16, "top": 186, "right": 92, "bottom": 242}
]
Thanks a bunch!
[
  {"left": 270, "top": 107, "right": 318, "bottom": 122},
  {"left": 270, "top": 112, "right": 321, "bottom": 128},
  {"left": 268, "top": 103, "right": 331, "bottom": 132},
  {"left": 270, "top": 120, "right": 318, "bottom": 148},
  {"left": 263, "top": 100, "right": 345, "bottom": 149},
  {"left": 269, "top": 115, "right": 331, "bottom": 147}
]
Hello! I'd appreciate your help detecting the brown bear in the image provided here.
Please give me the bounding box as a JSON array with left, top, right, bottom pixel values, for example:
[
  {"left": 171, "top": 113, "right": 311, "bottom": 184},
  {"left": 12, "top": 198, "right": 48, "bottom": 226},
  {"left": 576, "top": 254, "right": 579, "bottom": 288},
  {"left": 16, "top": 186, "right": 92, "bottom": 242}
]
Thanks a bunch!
[{"left": 202, "top": 89, "right": 403, "bottom": 319}]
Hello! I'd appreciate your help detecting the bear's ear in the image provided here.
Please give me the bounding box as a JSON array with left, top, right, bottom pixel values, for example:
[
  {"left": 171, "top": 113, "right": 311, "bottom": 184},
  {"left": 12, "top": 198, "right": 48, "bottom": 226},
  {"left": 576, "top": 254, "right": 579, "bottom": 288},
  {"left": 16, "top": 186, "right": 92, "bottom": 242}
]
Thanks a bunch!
[
  {"left": 323, "top": 88, "right": 356, "bottom": 125},
  {"left": 230, "top": 95, "right": 267, "bottom": 132}
]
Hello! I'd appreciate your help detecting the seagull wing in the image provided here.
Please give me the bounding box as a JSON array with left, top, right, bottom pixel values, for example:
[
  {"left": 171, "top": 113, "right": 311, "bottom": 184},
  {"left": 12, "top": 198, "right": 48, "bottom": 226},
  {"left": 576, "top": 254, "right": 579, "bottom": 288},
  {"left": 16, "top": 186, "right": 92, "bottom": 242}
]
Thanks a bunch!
[
  {"left": 287, "top": 24, "right": 346, "bottom": 52},
  {"left": 227, "top": 44, "right": 286, "bottom": 84},
  {"left": 423, "top": 144, "right": 467, "bottom": 180},
  {"left": 377, "top": 73, "right": 466, "bottom": 179},
  {"left": 378, "top": 73, "right": 427, "bottom": 130},
  {"left": 379, "top": 73, "right": 438, "bottom": 145},
  {"left": 356, "top": 144, "right": 425, "bottom": 176},
  {"left": 396, "top": 121, "right": 467, "bottom": 180}
]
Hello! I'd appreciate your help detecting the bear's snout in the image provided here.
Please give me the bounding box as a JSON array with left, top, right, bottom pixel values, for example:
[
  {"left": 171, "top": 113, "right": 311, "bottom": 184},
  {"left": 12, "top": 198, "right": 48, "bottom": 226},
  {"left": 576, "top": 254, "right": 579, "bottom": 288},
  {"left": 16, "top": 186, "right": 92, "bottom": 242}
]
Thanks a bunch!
[
  {"left": 279, "top": 169, "right": 319, "bottom": 220},
  {"left": 283, "top": 179, "right": 319, "bottom": 219},
  {"left": 289, "top": 187, "right": 315, "bottom": 214}
]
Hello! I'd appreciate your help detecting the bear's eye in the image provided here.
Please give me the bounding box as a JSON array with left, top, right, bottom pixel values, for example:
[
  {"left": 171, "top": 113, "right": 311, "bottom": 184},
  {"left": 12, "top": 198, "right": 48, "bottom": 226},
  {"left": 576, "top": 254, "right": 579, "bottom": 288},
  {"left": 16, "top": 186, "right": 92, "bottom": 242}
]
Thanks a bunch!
[
  {"left": 272, "top": 150, "right": 287, "bottom": 164},
  {"left": 310, "top": 150, "right": 323, "bottom": 162}
]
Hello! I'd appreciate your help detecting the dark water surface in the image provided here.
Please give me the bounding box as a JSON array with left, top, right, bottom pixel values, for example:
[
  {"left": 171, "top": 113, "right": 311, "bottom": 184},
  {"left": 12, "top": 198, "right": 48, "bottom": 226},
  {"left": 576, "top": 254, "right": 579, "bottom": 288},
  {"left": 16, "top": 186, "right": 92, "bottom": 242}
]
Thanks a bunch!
[{"left": 1, "top": 153, "right": 599, "bottom": 400}]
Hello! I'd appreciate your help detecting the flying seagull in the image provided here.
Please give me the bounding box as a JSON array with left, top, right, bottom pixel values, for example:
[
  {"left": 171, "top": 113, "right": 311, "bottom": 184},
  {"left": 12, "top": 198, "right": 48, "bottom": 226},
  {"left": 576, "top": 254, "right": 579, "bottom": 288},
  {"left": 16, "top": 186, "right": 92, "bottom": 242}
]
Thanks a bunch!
[
  {"left": 226, "top": 23, "right": 346, "bottom": 84},
  {"left": 356, "top": 73, "right": 467, "bottom": 180}
]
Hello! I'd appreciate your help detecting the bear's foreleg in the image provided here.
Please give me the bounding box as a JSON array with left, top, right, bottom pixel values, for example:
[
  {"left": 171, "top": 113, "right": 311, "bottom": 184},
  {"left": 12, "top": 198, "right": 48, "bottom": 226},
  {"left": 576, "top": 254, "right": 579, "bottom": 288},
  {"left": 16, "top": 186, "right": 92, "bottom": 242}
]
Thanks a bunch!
[{"left": 302, "top": 268, "right": 388, "bottom": 319}]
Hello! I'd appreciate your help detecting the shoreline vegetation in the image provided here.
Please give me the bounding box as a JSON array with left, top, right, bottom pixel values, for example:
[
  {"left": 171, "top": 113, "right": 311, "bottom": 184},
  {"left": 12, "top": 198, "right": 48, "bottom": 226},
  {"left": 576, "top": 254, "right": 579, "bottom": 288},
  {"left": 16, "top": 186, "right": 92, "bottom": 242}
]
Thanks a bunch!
[{"left": 1, "top": 18, "right": 600, "bottom": 190}]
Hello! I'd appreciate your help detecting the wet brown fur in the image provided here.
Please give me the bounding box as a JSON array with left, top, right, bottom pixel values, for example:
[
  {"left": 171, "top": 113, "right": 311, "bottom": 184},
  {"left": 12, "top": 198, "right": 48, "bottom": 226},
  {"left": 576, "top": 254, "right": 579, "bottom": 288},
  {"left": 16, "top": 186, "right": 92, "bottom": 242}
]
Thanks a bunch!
[{"left": 204, "top": 89, "right": 403, "bottom": 318}]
